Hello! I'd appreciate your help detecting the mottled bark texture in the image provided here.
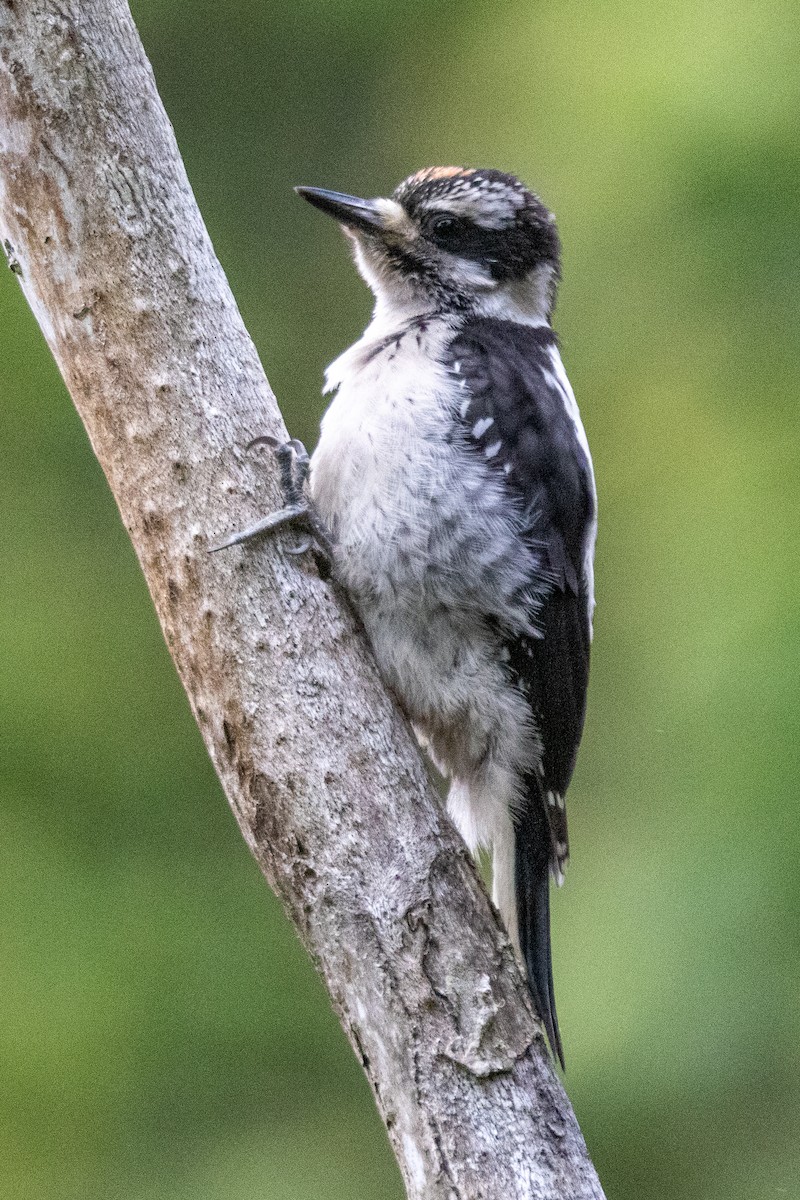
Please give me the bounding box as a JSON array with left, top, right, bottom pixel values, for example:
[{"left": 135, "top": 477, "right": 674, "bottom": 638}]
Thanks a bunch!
[{"left": 0, "top": 4, "right": 605, "bottom": 1197}]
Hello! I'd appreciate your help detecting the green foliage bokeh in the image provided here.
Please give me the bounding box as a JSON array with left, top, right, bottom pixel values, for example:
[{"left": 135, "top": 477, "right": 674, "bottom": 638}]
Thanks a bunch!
[{"left": 2, "top": 2, "right": 799, "bottom": 1197}]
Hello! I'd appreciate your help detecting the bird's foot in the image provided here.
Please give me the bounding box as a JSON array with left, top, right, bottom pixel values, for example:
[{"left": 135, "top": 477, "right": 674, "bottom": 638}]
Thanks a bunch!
[{"left": 210, "top": 436, "right": 334, "bottom": 574}]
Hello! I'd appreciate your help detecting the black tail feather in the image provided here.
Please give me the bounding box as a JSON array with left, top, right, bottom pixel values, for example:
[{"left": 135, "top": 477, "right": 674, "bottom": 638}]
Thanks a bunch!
[{"left": 514, "top": 783, "right": 565, "bottom": 1070}]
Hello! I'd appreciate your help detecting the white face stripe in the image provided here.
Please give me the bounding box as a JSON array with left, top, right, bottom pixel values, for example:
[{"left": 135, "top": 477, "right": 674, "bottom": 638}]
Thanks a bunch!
[
  {"left": 425, "top": 193, "right": 521, "bottom": 229},
  {"left": 438, "top": 252, "right": 497, "bottom": 294},
  {"left": 373, "top": 197, "right": 416, "bottom": 237},
  {"left": 469, "top": 263, "right": 555, "bottom": 327},
  {"left": 404, "top": 168, "right": 528, "bottom": 229}
]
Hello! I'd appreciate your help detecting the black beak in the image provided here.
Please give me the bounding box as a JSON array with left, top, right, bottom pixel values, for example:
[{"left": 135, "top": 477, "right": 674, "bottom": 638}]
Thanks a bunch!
[{"left": 295, "top": 186, "right": 385, "bottom": 234}]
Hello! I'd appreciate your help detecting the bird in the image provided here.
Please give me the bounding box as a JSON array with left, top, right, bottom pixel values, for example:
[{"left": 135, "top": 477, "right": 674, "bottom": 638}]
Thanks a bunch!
[{"left": 218, "top": 167, "right": 597, "bottom": 1067}]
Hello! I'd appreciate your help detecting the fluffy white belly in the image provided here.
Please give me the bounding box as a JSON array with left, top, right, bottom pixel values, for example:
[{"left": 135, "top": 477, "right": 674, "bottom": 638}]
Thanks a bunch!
[
  {"left": 310, "top": 318, "right": 455, "bottom": 583},
  {"left": 308, "top": 315, "right": 541, "bottom": 800}
]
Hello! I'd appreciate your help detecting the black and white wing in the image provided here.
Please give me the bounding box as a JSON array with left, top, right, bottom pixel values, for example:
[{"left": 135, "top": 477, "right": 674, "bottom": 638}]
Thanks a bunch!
[{"left": 447, "top": 317, "right": 596, "bottom": 1066}]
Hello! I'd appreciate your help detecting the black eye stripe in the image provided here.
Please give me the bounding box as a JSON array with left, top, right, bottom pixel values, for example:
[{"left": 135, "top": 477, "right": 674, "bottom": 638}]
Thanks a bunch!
[
  {"left": 415, "top": 208, "right": 560, "bottom": 283},
  {"left": 424, "top": 213, "right": 467, "bottom": 243},
  {"left": 424, "top": 213, "right": 490, "bottom": 253}
]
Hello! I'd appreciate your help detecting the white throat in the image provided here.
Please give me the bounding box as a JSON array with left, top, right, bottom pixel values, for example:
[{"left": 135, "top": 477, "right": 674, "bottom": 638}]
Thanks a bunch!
[{"left": 354, "top": 236, "right": 555, "bottom": 332}]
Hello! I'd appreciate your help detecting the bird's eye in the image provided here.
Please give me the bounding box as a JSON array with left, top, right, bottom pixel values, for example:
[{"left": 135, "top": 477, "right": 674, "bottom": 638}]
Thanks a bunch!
[{"left": 427, "top": 215, "right": 458, "bottom": 240}]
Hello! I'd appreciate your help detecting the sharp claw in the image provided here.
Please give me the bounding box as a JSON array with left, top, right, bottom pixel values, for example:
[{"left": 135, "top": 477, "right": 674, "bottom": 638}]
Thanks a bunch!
[
  {"left": 245, "top": 436, "right": 310, "bottom": 500},
  {"left": 246, "top": 434, "right": 281, "bottom": 455},
  {"left": 208, "top": 503, "right": 308, "bottom": 552},
  {"left": 213, "top": 435, "right": 327, "bottom": 563}
]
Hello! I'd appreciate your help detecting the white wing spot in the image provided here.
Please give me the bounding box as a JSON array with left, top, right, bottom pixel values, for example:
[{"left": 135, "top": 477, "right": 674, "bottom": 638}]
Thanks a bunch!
[
  {"left": 472, "top": 416, "right": 494, "bottom": 439},
  {"left": 452, "top": 360, "right": 461, "bottom": 374},
  {"left": 547, "top": 791, "right": 557, "bottom": 807},
  {"left": 484, "top": 439, "right": 502, "bottom": 459},
  {"left": 459, "top": 397, "right": 471, "bottom": 419},
  {"left": 503, "top": 461, "right": 512, "bottom": 475}
]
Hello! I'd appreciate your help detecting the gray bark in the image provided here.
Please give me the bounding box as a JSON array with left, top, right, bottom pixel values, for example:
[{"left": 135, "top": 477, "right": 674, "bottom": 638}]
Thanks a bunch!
[{"left": 0, "top": 3, "right": 606, "bottom": 1197}]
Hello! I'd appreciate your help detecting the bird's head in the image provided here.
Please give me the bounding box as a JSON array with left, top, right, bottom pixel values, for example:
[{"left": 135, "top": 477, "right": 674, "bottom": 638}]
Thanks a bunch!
[{"left": 296, "top": 166, "right": 561, "bottom": 326}]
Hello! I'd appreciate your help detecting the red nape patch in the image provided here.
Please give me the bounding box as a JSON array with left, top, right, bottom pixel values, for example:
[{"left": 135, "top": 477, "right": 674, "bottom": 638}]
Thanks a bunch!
[{"left": 410, "top": 166, "right": 474, "bottom": 184}]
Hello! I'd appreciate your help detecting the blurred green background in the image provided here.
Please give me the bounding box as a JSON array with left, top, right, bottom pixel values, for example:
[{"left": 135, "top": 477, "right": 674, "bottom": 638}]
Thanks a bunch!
[{"left": 2, "top": 0, "right": 799, "bottom": 1197}]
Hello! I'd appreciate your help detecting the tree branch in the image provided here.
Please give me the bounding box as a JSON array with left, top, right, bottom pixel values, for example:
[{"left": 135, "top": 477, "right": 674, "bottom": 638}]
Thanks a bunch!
[{"left": 0, "top": 3, "right": 605, "bottom": 1197}]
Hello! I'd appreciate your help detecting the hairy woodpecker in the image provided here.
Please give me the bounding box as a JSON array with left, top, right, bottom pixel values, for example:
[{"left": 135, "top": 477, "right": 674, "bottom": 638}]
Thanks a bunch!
[{"left": 220, "top": 167, "right": 597, "bottom": 1066}]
